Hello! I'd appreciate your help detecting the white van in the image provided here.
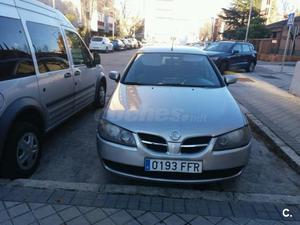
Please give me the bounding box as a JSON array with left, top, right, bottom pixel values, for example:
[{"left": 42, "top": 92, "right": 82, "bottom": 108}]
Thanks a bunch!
[{"left": 0, "top": 0, "right": 107, "bottom": 178}]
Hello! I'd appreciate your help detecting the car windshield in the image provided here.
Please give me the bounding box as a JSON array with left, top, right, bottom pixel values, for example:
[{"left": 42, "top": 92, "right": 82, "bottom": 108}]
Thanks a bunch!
[
  {"left": 204, "top": 42, "right": 234, "bottom": 52},
  {"left": 122, "top": 53, "right": 222, "bottom": 88},
  {"left": 92, "top": 37, "right": 103, "bottom": 42}
]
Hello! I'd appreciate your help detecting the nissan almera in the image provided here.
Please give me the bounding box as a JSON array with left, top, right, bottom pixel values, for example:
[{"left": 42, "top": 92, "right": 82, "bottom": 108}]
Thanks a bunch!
[{"left": 97, "top": 46, "right": 251, "bottom": 183}]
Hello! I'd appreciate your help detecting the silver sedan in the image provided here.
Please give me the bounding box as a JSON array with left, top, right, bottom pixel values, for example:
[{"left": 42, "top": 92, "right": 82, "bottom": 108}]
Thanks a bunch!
[{"left": 97, "top": 46, "right": 251, "bottom": 183}]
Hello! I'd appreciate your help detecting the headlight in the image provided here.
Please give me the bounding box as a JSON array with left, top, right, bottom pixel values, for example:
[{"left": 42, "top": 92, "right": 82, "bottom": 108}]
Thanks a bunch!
[
  {"left": 98, "top": 119, "right": 136, "bottom": 147},
  {"left": 210, "top": 56, "right": 219, "bottom": 61},
  {"left": 213, "top": 126, "right": 251, "bottom": 151}
]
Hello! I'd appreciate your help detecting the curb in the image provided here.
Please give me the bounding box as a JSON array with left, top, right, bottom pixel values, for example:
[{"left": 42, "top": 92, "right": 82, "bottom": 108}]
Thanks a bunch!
[
  {"left": 4, "top": 179, "right": 300, "bottom": 205},
  {"left": 240, "top": 104, "right": 300, "bottom": 174}
]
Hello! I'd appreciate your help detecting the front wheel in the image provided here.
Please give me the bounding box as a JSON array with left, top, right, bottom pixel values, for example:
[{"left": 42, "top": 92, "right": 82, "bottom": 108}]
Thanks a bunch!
[
  {"left": 94, "top": 81, "right": 106, "bottom": 109},
  {"left": 1, "top": 122, "right": 42, "bottom": 179},
  {"left": 246, "top": 61, "right": 256, "bottom": 72}
]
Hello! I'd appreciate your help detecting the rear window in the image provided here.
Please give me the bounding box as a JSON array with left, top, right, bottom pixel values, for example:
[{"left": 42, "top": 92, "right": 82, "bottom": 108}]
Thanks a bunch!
[
  {"left": 122, "top": 53, "right": 222, "bottom": 88},
  {"left": 92, "top": 37, "right": 103, "bottom": 42},
  {"left": 0, "top": 16, "right": 35, "bottom": 81}
]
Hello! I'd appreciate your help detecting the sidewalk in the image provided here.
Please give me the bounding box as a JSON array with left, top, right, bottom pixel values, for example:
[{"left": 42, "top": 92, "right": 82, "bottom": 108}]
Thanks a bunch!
[
  {"left": 228, "top": 65, "right": 300, "bottom": 171},
  {"left": 0, "top": 183, "right": 299, "bottom": 225}
]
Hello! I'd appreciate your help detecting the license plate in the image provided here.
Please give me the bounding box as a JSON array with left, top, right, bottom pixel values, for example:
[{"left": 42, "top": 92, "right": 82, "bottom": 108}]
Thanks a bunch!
[{"left": 144, "top": 159, "right": 202, "bottom": 173}]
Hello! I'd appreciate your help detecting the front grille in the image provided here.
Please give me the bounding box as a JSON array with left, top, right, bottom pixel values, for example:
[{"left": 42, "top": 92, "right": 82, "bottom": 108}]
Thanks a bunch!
[
  {"left": 104, "top": 160, "right": 244, "bottom": 180},
  {"left": 181, "top": 136, "right": 211, "bottom": 154},
  {"left": 138, "top": 133, "right": 167, "bottom": 153}
]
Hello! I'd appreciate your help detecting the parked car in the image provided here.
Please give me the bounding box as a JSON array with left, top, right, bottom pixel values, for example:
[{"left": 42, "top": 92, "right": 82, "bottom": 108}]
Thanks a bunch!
[
  {"left": 89, "top": 36, "right": 113, "bottom": 53},
  {"left": 128, "top": 38, "right": 139, "bottom": 48},
  {"left": 203, "top": 41, "right": 257, "bottom": 74},
  {"left": 97, "top": 46, "right": 252, "bottom": 183},
  {"left": 0, "top": 0, "right": 107, "bottom": 178},
  {"left": 112, "top": 39, "right": 125, "bottom": 51},
  {"left": 122, "top": 39, "right": 131, "bottom": 49}
]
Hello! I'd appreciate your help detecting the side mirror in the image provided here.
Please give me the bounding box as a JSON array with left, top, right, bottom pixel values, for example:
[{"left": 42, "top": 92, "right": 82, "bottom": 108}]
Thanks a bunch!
[
  {"left": 109, "top": 71, "right": 120, "bottom": 82},
  {"left": 224, "top": 75, "right": 238, "bottom": 85},
  {"left": 232, "top": 50, "right": 239, "bottom": 54},
  {"left": 93, "top": 52, "right": 101, "bottom": 65}
]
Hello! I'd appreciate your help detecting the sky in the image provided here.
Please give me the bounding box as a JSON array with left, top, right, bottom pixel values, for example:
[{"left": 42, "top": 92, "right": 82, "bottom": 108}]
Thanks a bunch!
[{"left": 115, "top": 0, "right": 300, "bottom": 20}]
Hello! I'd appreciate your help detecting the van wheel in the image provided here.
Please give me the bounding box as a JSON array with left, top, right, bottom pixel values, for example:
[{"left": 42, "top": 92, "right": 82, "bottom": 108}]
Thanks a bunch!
[
  {"left": 94, "top": 81, "right": 106, "bottom": 108},
  {"left": 1, "top": 122, "right": 41, "bottom": 179},
  {"left": 246, "top": 61, "right": 255, "bottom": 72}
]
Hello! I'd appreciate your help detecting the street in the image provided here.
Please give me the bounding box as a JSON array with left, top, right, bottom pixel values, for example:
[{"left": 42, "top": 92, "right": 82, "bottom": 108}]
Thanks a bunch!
[{"left": 30, "top": 50, "right": 300, "bottom": 196}]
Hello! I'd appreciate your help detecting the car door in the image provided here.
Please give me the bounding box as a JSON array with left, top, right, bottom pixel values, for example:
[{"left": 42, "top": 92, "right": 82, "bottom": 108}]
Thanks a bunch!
[
  {"left": 64, "top": 29, "right": 97, "bottom": 111},
  {"left": 229, "top": 44, "right": 243, "bottom": 70},
  {"left": 23, "top": 12, "right": 75, "bottom": 128}
]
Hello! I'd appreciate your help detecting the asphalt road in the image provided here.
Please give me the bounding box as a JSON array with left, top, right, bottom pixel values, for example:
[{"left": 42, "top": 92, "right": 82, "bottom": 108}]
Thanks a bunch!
[{"left": 32, "top": 50, "right": 300, "bottom": 196}]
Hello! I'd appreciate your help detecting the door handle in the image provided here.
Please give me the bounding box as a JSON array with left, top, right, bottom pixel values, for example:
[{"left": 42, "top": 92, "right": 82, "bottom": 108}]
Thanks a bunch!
[
  {"left": 64, "top": 73, "right": 72, "bottom": 78},
  {"left": 74, "top": 71, "right": 81, "bottom": 76}
]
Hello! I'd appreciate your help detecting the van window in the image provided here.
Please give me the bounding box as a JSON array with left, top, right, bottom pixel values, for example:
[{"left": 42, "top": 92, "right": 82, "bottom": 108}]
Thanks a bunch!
[
  {"left": 27, "top": 22, "right": 69, "bottom": 73},
  {"left": 65, "top": 30, "right": 93, "bottom": 67},
  {"left": 0, "top": 16, "right": 35, "bottom": 81}
]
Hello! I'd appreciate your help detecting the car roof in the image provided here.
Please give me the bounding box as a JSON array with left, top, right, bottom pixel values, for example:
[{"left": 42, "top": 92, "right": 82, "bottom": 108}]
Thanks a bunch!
[
  {"left": 213, "top": 41, "right": 253, "bottom": 45},
  {"left": 138, "top": 46, "right": 207, "bottom": 55}
]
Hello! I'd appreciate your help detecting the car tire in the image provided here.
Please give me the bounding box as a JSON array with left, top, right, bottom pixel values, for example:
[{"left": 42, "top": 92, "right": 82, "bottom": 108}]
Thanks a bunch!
[
  {"left": 219, "top": 62, "right": 228, "bottom": 75},
  {"left": 246, "top": 61, "right": 255, "bottom": 72},
  {"left": 94, "top": 81, "right": 106, "bottom": 109},
  {"left": 1, "top": 122, "right": 42, "bottom": 179}
]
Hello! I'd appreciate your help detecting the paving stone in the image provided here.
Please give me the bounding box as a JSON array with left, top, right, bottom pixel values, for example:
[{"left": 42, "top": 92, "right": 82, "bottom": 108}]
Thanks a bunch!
[
  {"left": 190, "top": 216, "right": 214, "bottom": 225},
  {"left": 205, "top": 216, "right": 223, "bottom": 224},
  {"left": 32, "top": 205, "right": 55, "bottom": 220},
  {"left": 124, "top": 219, "right": 140, "bottom": 225},
  {"left": 102, "top": 208, "right": 120, "bottom": 216},
  {"left": 110, "top": 210, "right": 132, "bottom": 225},
  {"left": 52, "top": 204, "right": 71, "bottom": 212},
  {"left": 139, "top": 196, "right": 151, "bottom": 211},
  {"left": 77, "top": 206, "right": 95, "bottom": 214},
  {"left": 59, "top": 207, "right": 81, "bottom": 222},
  {"left": 94, "top": 217, "right": 115, "bottom": 225},
  {"left": 0, "top": 220, "right": 13, "bottom": 225},
  {"left": 7, "top": 203, "right": 29, "bottom": 218},
  {"left": 247, "top": 219, "right": 278, "bottom": 225},
  {"left": 177, "top": 213, "right": 197, "bottom": 222},
  {"left": 85, "top": 208, "right": 106, "bottom": 224},
  {"left": 0, "top": 210, "right": 9, "bottom": 223},
  {"left": 217, "top": 218, "right": 237, "bottom": 225},
  {"left": 229, "top": 217, "right": 250, "bottom": 225},
  {"left": 127, "top": 210, "right": 145, "bottom": 218},
  {"left": 137, "top": 212, "right": 159, "bottom": 225},
  {"left": 3, "top": 202, "right": 21, "bottom": 209},
  {"left": 163, "top": 214, "right": 185, "bottom": 225},
  {"left": 28, "top": 203, "right": 45, "bottom": 210},
  {"left": 0, "top": 203, "right": 4, "bottom": 212},
  {"left": 66, "top": 215, "right": 90, "bottom": 225},
  {"left": 152, "top": 212, "right": 171, "bottom": 221},
  {"left": 39, "top": 213, "right": 63, "bottom": 225},
  {"left": 127, "top": 196, "right": 140, "bottom": 210},
  {"left": 11, "top": 212, "right": 35, "bottom": 225}
]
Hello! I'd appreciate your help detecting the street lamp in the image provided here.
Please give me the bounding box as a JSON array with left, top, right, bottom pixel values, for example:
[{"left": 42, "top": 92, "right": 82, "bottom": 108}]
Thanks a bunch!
[
  {"left": 52, "top": 0, "right": 55, "bottom": 8},
  {"left": 245, "top": 0, "right": 253, "bottom": 42}
]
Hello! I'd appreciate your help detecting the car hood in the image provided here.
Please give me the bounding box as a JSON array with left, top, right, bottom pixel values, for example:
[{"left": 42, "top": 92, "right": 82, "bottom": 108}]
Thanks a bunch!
[{"left": 103, "top": 84, "right": 245, "bottom": 141}]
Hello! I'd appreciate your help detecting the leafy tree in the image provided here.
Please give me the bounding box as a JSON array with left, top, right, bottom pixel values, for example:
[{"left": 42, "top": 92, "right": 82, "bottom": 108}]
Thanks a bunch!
[{"left": 219, "top": 0, "right": 270, "bottom": 40}]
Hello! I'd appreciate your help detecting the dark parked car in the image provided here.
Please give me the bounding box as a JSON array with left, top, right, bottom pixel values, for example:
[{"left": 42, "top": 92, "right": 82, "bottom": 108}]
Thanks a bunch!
[
  {"left": 112, "top": 39, "right": 125, "bottom": 51},
  {"left": 202, "top": 41, "right": 257, "bottom": 74}
]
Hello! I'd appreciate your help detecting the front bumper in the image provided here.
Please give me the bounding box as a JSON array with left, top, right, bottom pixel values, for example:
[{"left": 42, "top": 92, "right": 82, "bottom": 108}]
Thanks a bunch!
[{"left": 96, "top": 133, "right": 251, "bottom": 183}]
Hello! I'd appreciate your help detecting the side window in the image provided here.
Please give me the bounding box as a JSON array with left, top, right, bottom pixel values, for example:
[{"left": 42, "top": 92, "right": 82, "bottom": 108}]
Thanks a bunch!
[
  {"left": 27, "top": 22, "right": 69, "bottom": 73},
  {"left": 232, "top": 44, "right": 242, "bottom": 53},
  {"left": 0, "top": 16, "right": 35, "bottom": 81},
  {"left": 242, "top": 44, "right": 251, "bottom": 53},
  {"left": 65, "top": 30, "right": 93, "bottom": 67}
]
